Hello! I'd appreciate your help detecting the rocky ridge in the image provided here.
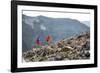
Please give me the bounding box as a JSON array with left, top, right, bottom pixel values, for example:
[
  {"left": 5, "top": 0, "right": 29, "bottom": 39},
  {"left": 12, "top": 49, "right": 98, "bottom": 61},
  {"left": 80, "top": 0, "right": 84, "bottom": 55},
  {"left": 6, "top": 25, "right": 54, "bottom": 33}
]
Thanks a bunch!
[{"left": 23, "top": 32, "right": 90, "bottom": 62}]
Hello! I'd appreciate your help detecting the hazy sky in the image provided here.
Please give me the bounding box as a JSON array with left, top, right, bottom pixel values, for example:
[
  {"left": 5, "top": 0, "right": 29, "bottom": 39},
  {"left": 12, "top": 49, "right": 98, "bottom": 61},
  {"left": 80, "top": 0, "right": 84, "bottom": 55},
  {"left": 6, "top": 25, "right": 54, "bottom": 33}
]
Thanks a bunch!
[{"left": 23, "top": 10, "right": 90, "bottom": 21}]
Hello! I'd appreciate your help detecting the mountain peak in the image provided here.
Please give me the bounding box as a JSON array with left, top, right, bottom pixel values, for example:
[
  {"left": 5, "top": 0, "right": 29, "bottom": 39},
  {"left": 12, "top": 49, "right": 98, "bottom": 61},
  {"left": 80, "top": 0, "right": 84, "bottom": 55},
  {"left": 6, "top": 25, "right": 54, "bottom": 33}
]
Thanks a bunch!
[
  {"left": 36, "top": 15, "right": 50, "bottom": 19},
  {"left": 37, "top": 15, "right": 45, "bottom": 17}
]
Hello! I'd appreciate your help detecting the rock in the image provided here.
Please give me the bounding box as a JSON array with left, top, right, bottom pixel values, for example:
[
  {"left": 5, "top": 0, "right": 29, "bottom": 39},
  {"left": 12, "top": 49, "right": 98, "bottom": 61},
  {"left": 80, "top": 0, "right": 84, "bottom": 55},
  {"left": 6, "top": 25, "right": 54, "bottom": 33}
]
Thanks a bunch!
[
  {"left": 50, "top": 44, "right": 57, "bottom": 49},
  {"left": 23, "top": 51, "right": 35, "bottom": 58},
  {"left": 82, "top": 41, "right": 90, "bottom": 50},
  {"left": 24, "top": 58, "right": 30, "bottom": 62},
  {"left": 85, "top": 51, "right": 90, "bottom": 58},
  {"left": 40, "top": 51, "right": 47, "bottom": 56},
  {"left": 55, "top": 56, "right": 63, "bottom": 60},
  {"left": 55, "top": 54, "right": 63, "bottom": 60},
  {"left": 57, "top": 42, "right": 63, "bottom": 48},
  {"left": 57, "top": 48, "right": 62, "bottom": 51},
  {"left": 61, "top": 46, "right": 73, "bottom": 52},
  {"left": 47, "top": 57, "right": 56, "bottom": 61},
  {"left": 46, "top": 53, "right": 64, "bottom": 61}
]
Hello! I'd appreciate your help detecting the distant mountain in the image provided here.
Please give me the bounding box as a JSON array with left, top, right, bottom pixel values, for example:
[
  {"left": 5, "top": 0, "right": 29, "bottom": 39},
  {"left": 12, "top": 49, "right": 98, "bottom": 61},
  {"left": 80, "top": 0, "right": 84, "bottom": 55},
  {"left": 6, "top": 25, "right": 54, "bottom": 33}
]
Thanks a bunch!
[
  {"left": 82, "top": 21, "right": 90, "bottom": 27},
  {"left": 22, "top": 14, "right": 90, "bottom": 52}
]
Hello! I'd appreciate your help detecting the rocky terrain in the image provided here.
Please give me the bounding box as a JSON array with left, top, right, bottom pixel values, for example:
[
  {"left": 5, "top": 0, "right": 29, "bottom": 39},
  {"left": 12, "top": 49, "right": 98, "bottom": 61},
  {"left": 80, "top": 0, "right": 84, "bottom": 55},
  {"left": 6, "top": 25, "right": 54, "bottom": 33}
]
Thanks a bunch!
[{"left": 23, "top": 32, "right": 90, "bottom": 62}]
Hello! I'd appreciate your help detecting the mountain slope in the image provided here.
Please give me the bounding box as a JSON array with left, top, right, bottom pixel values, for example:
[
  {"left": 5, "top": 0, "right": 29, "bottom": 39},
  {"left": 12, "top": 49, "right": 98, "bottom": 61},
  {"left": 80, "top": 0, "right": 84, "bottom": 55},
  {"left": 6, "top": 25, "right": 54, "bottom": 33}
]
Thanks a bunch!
[{"left": 22, "top": 14, "right": 90, "bottom": 52}]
